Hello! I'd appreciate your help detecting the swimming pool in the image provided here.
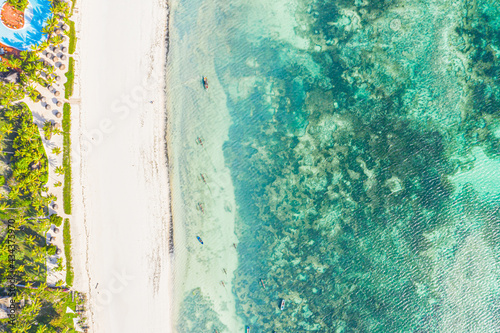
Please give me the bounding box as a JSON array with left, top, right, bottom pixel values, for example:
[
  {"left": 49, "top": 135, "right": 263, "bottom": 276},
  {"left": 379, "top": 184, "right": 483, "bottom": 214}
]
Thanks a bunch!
[{"left": 0, "top": 0, "right": 51, "bottom": 51}]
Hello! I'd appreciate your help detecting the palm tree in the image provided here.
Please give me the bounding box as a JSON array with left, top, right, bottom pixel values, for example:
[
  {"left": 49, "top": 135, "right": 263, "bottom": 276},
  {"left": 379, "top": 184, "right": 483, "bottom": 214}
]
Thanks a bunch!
[
  {"left": 0, "top": 202, "right": 9, "bottom": 212},
  {"left": 2, "top": 123, "right": 14, "bottom": 135},
  {"left": 8, "top": 57, "right": 22, "bottom": 69},
  {"left": 0, "top": 61, "right": 9, "bottom": 72},
  {"left": 51, "top": 35, "right": 64, "bottom": 46},
  {"left": 36, "top": 324, "right": 50, "bottom": 333},
  {"left": 26, "top": 85, "right": 39, "bottom": 102},
  {"left": 28, "top": 52, "right": 38, "bottom": 63},
  {"left": 2, "top": 90, "right": 16, "bottom": 106},
  {"left": 54, "top": 166, "right": 64, "bottom": 175},
  {"left": 53, "top": 1, "right": 69, "bottom": 15},
  {"left": 52, "top": 147, "right": 61, "bottom": 155},
  {"left": 34, "top": 60, "right": 44, "bottom": 72},
  {"left": 20, "top": 51, "right": 29, "bottom": 62},
  {"left": 16, "top": 264, "right": 25, "bottom": 274},
  {"left": 25, "top": 235, "right": 36, "bottom": 247},
  {"left": 9, "top": 186, "right": 20, "bottom": 200},
  {"left": 45, "top": 65, "right": 55, "bottom": 76}
]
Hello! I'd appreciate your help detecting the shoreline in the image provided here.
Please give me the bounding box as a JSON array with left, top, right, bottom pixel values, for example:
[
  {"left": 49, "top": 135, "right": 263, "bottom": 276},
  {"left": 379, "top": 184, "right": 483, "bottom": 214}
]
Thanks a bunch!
[
  {"left": 165, "top": 0, "right": 242, "bottom": 330},
  {"left": 72, "top": 0, "right": 173, "bottom": 332}
]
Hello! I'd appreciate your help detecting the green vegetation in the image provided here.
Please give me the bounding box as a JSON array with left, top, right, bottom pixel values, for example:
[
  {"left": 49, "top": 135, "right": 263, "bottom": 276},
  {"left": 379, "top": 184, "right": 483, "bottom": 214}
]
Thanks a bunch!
[
  {"left": 50, "top": 0, "right": 70, "bottom": 16},
  {"left": 63, "top": 218, "right": 74, "bottom": 286},
  {"left": 2, "top": 285, "right": 83, "bottom": 332},
  {"left": 42, "top": 121, "right": 53, "bottom": 140},
  {"left": 49, "top": 214, "right": 63, "bottom": 227},
  {"left": 54, "top": 166, "right": 64, "bottom": 175},
  {"left": 64, "top": 57, "right": 74, "bottom": 99},
  {"left": 46, "top": 244, "right": 57, "bottom": 256},
  {"left": 63, "top": 103, "right": 72, "bottom": 215},
  {"left": 1, "top": 51, "right": 55, "bottom": 90},
  {"left": 67, "top": 20, "right": 76, "bottom": 54},
  {"left": 7, "top": 0, "right": 28, "bottom": 11},
  {"left": 0, "top": 103, "right": 49, "bottom": 217},
  {"left": 0, "top": 1, "right": 85, "bottom": 331}
]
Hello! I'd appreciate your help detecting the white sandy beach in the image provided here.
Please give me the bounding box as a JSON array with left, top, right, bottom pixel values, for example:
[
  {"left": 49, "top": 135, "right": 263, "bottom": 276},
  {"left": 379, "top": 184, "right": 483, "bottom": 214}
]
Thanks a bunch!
[{"left": 71, "top": 0, "right": 172, "bottom": 332}]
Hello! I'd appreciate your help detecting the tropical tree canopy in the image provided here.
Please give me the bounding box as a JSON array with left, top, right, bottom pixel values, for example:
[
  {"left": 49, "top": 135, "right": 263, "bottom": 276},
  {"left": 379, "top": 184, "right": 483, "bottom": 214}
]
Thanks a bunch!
[{"left": 7, "top": 0, "right": 29, "bottom": 11}]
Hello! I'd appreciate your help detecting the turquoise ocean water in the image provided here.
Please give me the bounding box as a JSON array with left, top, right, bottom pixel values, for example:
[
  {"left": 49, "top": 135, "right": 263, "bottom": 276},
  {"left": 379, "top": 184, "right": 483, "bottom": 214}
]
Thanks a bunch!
[{"left": 167, "top": 0, "right": 500, "bottom": 331}]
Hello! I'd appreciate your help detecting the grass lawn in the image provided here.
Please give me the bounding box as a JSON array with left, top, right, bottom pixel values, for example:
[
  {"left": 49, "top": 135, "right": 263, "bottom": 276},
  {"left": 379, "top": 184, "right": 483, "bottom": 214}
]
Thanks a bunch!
[
  {"left": 64, "top": 57, "right": 74, "bottom": 99},
  {"left": 63, "top": 103, "right": 72, "bottom": 215},
  {"left": 67, "top": 19, "right": 76, "bottom": 54},
  {"left": 64, "top": 218, "right": 74, "bottom": 286}
]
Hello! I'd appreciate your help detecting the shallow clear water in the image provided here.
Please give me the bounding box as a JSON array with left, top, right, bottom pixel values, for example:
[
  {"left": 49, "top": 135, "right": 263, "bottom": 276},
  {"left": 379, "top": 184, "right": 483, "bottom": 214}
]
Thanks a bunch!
[{"left": 167, "top": 0, "right": 500, "bottom": 331}]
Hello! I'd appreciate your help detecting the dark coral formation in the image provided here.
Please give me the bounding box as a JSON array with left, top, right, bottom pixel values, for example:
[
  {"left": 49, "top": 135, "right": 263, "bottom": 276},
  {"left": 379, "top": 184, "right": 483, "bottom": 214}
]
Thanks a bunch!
[
  {"left": 179, "top": 0, "right": 500, "bottom": 331},
  {"left": 177, "top": 288, "right": 228, "bottom": 333}
]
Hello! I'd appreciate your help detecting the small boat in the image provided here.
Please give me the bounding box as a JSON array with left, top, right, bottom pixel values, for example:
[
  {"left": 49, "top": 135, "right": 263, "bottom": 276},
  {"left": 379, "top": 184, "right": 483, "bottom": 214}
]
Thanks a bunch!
[
  {"left": 280, "top": 299, "right": 285, "bottom": 311},
  {"left": 196, "top": 136, "right": 204, "bottom": 147},
  {"left": 260, "top": 279, "right": 266, "bottom": 289},
  {"left": 198, "top": 202, "right": 204, "bottom": 214},
  {"left": 203, "top": 77, "right": 209, "bottom": 90},
  {"left": 246, "top": 326, "right": 250, "bottom": 333},
  {"left": 200, "top": 173, "right": 207, "bottom": 183},
  {"left": 197, "top": 236, "right": 204, "bottom": 244}
]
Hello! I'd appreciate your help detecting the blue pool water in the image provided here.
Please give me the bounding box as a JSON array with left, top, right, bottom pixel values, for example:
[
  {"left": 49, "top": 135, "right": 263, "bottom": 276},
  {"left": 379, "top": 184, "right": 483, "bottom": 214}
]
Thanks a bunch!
[
  {"left": 168, "top": 0, "right": 500, "bottom": 331},
  {"left": 0, "top": 0, "right": 51, "bottom": 50}
]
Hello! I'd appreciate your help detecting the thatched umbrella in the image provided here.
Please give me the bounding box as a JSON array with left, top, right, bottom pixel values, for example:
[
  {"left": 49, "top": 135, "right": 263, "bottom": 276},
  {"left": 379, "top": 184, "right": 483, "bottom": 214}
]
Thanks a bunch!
[
  {"left": 61, "top": 55, "right": 67, "bottom": 60},
  {"left": 56, "top": 112, "right": 62, "bottom": 118},
  {"left": 54, "top": 227, "right": 60, "bottom": 234},
  {"left": 45, "top": 104, "right": 51, "bottom": 110},
  {"left": 56, "top": 101, "right": 62, "bottom": 107},
  {"left": 52, "top": 203, "right": 58, "bottom": 210},
  {"left": 59, "top": 64, "right": 66, "bottom": 70},
  {"left": 54, "top": 123, "right": 62, "bottom": 130},
  {"left": 56, "top": 248, "right": 62, "bottom": 255},
  {"left": 54, "top": 91, "right": 60, "bottom": 96},
  {"left": 55, "top": 76, "right": 61, "bottom": 81},
  {"left": 62, "top": 47, "right": 68, "bottom": 52},
  {"left": 41, "top": 96, "right": 47, "bottom": 102},
  {"left": 55, "top": 28, "right": 61, "bottom": 34}
]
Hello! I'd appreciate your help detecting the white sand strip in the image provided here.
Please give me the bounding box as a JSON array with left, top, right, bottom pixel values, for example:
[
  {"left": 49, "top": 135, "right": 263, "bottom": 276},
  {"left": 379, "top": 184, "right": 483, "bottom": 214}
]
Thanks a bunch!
[{"left": 71, "top": 0, "right": 172, "bottom": 332}]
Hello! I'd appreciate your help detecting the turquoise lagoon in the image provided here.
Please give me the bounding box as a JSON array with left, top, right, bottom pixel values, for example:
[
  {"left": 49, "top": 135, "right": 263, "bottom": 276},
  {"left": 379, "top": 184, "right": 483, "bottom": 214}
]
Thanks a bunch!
[
  {"left": 167, "top": 0, "right": 500, "bottom": 331},
  {"left": 0, "top": 0, "right": 51, "bottom": 50}
]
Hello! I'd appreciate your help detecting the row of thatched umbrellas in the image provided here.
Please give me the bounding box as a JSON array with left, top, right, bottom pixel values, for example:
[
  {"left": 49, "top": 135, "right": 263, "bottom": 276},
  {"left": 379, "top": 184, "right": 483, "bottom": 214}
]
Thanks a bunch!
[
  {"left": 38, "top": 41, "right": 69, "bottom": 117},
  {"left": 43, "top": 50, "right": 67, "bottom": 70}
]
